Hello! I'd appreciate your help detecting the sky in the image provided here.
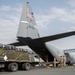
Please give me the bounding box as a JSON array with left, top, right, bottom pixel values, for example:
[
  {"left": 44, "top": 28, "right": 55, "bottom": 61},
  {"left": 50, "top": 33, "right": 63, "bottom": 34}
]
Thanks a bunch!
[{"left": 0, "top": 0, "right": 75, "bottom": 50}]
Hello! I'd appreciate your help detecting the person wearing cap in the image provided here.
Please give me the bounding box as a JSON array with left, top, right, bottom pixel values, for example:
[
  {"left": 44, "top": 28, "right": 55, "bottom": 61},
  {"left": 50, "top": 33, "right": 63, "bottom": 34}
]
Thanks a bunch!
[
  {"left": 60, "top": 56, "right": 63, "bottom": 67},
  {"left": 63, "top": 56, "right": 66, "bottom": 67},
  {"left": 54, "top": 57, "right": 56, "bottom": 68}
]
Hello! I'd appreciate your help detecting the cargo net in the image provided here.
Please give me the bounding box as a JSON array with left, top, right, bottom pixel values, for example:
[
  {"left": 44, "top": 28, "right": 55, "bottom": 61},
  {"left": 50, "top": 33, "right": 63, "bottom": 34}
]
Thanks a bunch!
[
  {"left": 0, "top": 43, "right": 34, "bottom": 61},
  {"left": 0, "top": 43, "right": 4, "bottom": 55},
  {"left": 0, "top": 43, "right": 33, "bottom": 55}
]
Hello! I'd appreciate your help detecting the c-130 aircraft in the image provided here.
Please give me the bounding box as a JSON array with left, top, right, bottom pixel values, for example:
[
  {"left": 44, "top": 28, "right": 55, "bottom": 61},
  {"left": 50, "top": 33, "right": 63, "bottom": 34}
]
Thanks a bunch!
[{"left": 10, "top": 2, "right": 75, "bottom": 64}]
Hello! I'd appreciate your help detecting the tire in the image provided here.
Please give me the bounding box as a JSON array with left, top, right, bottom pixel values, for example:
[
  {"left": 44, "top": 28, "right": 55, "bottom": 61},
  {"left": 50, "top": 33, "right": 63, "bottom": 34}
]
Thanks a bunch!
[
  {"left": 8, "top": 63, "right": 18, "bottom": 72},
  {"left": 22, "top": 63, "right": 31, "bottom": 70}
]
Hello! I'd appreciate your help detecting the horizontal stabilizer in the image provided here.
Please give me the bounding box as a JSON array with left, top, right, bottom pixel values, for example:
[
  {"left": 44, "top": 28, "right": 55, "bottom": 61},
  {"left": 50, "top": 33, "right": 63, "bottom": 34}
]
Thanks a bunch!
[
  {"left": 9, "top": 42, "right": 27, "bottom": 46},
  {"left": 34, "top": 31, "right": 75, "bottom": 43}
]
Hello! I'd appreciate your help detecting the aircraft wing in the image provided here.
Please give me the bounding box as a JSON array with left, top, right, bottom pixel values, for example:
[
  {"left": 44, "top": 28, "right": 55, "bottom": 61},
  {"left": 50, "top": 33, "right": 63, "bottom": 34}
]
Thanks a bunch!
[{"left": 34, "top": 31, "right": 75, "bottom": 43}]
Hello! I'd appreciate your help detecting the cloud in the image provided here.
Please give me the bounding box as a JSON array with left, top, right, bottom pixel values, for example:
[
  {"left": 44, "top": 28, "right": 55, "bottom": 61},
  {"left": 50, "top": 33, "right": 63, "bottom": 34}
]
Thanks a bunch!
[
  {"left": 0, "top": 5, "right": 11, "bottom": 11},
  {"left": 36, "top": 14, "right": 54, "bottom": 29},
  {"left": 68, "top": 0, "right": 75, "bottom": 7},
  {"left": 0, "top": 5, "right": 22, "bottom": 44},
  {"left": 35, "top": 5, "right": 75, "bottom": 33},
  {"left": 51, "top": 7, "right": 75, "bottom": 23},
  {"left": 37, "top": 7, "right": 75, "bottom": 25}
]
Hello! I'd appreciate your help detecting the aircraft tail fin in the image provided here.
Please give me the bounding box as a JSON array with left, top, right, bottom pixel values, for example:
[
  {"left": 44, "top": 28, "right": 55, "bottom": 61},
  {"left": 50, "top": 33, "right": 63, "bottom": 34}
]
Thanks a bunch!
[{"left": 17, "top": 2, "right": 39, "bottom": 39}]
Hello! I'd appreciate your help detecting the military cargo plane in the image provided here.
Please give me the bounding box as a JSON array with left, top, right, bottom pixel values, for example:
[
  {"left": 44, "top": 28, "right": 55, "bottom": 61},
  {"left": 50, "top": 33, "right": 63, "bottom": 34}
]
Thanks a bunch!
[{"left": 9, "top": 2, "right": 75, "bottom": 63}]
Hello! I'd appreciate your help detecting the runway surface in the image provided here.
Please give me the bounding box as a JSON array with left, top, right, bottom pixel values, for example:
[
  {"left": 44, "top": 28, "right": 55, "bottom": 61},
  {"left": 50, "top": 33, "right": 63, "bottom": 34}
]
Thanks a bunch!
[{"left": 0, "top": 66, "right": 75, "bottom": 75}]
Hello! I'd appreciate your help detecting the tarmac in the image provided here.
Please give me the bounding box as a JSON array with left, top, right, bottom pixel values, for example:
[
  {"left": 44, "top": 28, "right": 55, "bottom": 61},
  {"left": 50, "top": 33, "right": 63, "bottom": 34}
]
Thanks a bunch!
[{"left": 0, "top": 66, "right": 75, "bottom": 75}]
